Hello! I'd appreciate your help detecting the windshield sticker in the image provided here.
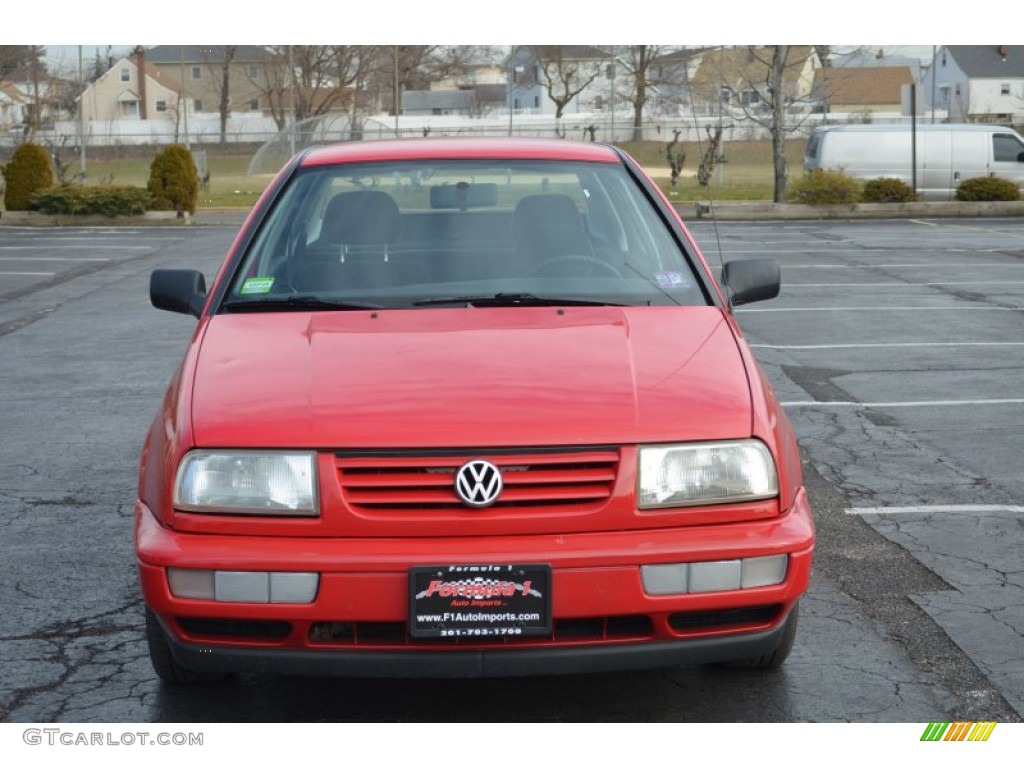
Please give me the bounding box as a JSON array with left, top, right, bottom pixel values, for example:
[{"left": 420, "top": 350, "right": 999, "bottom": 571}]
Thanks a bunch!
[
  {"left": 653, "top": 271, "right": 691, "bottom": 290},
  {"left": 240, "top": 277, "right": 275, "bottom": 295}
]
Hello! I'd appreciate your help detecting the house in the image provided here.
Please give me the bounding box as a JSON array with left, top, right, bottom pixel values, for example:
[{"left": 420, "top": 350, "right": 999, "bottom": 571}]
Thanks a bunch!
[
  {"left": 922, "top": 46, "right": 1024, "bottom": 123},
  {"left": 510, "top": 46, "right": 611, "bottom": 116},
  {"left": 78, "top": 52, "right": 180, "bottom": 122},
  {"left": 810, "top": 66, "right": 916, "bottom": 116},
  {"left": 688, "top": 46, "right": 821, "bottom": 115},
  {"left": 0, "top": 64, "right": 74, "bottom": 128},
  {"left": 402, "top": 90, "right": 476, "bottom": 117},
  {"left": 0, "top": 82, "right": 27, "bottom": 130},
  {"left": 143, "top": 46, "right": 269, "bottom": 116}
]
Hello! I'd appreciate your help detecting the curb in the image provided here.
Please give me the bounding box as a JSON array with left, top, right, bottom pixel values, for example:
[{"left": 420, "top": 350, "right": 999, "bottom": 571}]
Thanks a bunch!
[
  {"left": 0, "top": 210, "right": 193, "bottom": 226},
  {"left": 673, "top": 200, "right": 1024, "bottom": 221}
]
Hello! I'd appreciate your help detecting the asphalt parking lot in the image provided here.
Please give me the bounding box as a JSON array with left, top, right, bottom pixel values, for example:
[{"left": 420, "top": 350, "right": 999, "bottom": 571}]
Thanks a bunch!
[{"left": 0, "top": 216, "right": 1021, "bottom": 722}]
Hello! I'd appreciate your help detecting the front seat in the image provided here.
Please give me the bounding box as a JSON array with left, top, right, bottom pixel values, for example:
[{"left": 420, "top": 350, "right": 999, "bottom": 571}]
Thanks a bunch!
[
  {"left": 511, "top": 193, "right": 598, "bottom": 275},
  {"left": 297, "top": 190, "right": 408, "bottom": 291}
]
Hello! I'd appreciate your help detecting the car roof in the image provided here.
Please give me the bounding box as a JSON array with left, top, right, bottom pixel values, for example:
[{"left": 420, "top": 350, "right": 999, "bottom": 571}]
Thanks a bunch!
[{"left": 300, "top": 137, "right": 623, "bottom": 167}]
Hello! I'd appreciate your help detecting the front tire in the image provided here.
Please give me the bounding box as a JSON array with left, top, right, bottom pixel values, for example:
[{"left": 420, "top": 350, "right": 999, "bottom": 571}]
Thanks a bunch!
[
  {"left": 721, "top": 603, "right": 799, "bottom": 670},
  {"left": 145, "top": 609, "right": 228, "bottom": 684}
]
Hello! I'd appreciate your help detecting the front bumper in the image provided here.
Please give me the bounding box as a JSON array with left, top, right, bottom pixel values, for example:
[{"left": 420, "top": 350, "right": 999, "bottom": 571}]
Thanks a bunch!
[{"left": 136, "top": 488, "right": 814, "bottom": 677}]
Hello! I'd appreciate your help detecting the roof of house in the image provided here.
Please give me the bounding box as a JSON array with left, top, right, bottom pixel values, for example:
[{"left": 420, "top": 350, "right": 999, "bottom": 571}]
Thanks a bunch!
[
  {"left": 689, "top": 46, "right": 818, "bottom": 88},
  {"left": 523, "top": 45, "right": 610, "bottom": 61},
  {"left": 813, "top": 66, "right": 914, "bottom": 106},
  {"left": 144, "top": 46, "right": 268, "bottom": 65},
  {"left": 403, "top": 90, "right": 476, "bottom": 111},
  {"left": 945, "top": 46, "right": 1024, "bottom": 77}
]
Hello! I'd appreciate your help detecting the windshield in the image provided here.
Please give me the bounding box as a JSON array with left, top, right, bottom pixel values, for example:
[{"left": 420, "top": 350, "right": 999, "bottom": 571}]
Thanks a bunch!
[{"left": 225, "top": 158, "right": 710, "bottom": 309}]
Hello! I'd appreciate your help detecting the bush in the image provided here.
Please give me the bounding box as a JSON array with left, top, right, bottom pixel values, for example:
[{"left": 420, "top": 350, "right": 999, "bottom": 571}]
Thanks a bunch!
[
  {"left": 31, "top": 185, "right": 152, "bottom": 216},
  {"left": 788, "top": 169, "right": 862, "bottom": 205},
  {"left": 862, "top": 177, "right": 916, "bottom": 203},
  {"left": 1, "top": 142, "right": 55, "bottom": 210},
  {"left": 955, "top": 176, "right": 1021, "bottom": 202},
  {"left": 147, "top": 144, "right": 199, "bottom": 215}
]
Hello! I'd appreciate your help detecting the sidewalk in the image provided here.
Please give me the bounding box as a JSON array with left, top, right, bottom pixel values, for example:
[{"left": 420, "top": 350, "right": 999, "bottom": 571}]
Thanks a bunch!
[{"left": 4, "top": 201, "right": 1024, "bottom": 227}]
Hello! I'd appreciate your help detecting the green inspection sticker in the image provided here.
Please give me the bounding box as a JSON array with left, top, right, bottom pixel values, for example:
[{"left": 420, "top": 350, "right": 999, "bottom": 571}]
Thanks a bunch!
[{"left": 240, "top": 277, "right": 275, "bottom": 295}]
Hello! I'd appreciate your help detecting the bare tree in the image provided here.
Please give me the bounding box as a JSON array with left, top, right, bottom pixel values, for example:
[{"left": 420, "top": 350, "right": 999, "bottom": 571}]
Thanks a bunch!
[
  {"left": 253, "top": 46, "right": 381, "bottom": 130},
  {"left": 666, "top": 129, "right": 686, "bottom": 188},
  {"left": 216, "top": 46, "right": 237, "bottom": 146},
  {"left": 614, "top": 46, "right": 691, "bottom": 141},
  {"left": 529, "top": 46, "right": 604, "bottom": 135},
  {"left": 695, "top": 46, "right": 821, "bottom": 201}
]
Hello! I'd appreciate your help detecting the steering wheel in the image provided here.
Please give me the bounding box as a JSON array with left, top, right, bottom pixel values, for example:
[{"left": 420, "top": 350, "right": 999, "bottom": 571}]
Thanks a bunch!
[{"left": 528, "top": 254, "right": 623, "bottom": 278}]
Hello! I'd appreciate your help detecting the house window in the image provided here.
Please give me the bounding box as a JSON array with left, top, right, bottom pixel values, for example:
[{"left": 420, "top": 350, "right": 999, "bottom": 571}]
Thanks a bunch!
[
  {"left": 120, "top": 68, "right": 129, "bottom": 82},
  {"left": 191, "top": 66, "right": 201, "bottom": 80},
  {"left": 248, "top": 98, "right": 259, "bottom": 111},
  {"left": 247, "top": 64, "right": 260, "bottom": 78},
  {"left": 954, "top": 84, "right": 961, "bottom": 96},
  {"left": 593, "top": 95, "right": 604, "bottom": 110},
  {"left": 193, "top": 99, "right": 203, "bottom": 112},
  {"left": 741, "top": 90, "right": 760, "bottom": 106},
  {"left": 1001, "top": 83, "right": 1011, "bottom": 95},
  {"left": 720, "top": 85, "right": 732, "bottom": 104},
  {"left": 155, "top": 100, "right": 167, "bottom": 112},
  {"left": 534, "top": 96, "right": 539, "bottom": 108},
  {"left": 120, "top": 100, "right": 138, "bottom": 117}
]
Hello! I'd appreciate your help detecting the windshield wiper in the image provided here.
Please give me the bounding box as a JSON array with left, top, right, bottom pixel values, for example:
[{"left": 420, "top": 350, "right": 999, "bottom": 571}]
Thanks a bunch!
[
  {"left": 222, "top": 294, "right": 383, "bottom": 312},
  {"left": 413, "top": 292, "right": 627, "bottom": 308}
]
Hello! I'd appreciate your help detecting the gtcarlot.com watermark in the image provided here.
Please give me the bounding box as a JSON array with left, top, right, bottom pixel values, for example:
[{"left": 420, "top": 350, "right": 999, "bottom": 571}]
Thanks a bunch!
[{"left": 23, "top": 728, "right": 203, "bottom": 747}]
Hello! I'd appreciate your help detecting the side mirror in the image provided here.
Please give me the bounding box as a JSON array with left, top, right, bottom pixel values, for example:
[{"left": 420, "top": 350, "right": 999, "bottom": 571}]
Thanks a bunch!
[
  {"left": 150, "top": 269, "right": 207, "bottom": 318},
  {"left": 721, "top": 259, "right": 780, "bottom": 307}
]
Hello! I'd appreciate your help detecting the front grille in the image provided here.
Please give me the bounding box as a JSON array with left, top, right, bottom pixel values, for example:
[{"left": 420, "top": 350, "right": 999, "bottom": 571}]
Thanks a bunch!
[
  {"left": 177, "top": 617, "right": 293, "bottom": 641},
  {"left": 308, "top": 614, "right": 653, "bottom": 646},
  {"left": 336, "top": 448, "right": 620, "bottom": 513},
  {"left": 667, "top": 605, "right": 782, "bottom": 632}
]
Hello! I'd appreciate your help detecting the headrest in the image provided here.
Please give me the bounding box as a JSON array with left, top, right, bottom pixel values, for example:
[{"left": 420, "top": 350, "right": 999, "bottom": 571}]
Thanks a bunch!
[
  {"left": 320, "top": 190, "right": 401, "bottom": 245},
  {"left": 512, "top": 194, "right": 585, "bottom": 237}
]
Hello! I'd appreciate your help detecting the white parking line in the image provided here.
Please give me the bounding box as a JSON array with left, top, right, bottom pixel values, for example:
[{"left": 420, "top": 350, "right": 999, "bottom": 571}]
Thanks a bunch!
[
  {"left": 753, "top": 342, "right": 1024, "bottom": 350},
  {"left": 786, "top": 281, "right": 1024, "bottom": 288},
  {"left": 739, "top": 306, "right": 1022, "bottom": 312},
  {"left": 847, "top": 504, "right": 1024, "bottom": 515},
  {"left": 782, "top": 398, "right": 1024, "bottom": 408},
  {"left": 0, "top": 256, "right": 111, "bottom": 262},
  {"left": 783, "top": 263, "right": 1020, "bottom": 268},
  {"left": 0, "top": 271, "right": 55, "bottom": 276},
  {"left": 0, "top": 246, "right": 148, "bottom": 251}
]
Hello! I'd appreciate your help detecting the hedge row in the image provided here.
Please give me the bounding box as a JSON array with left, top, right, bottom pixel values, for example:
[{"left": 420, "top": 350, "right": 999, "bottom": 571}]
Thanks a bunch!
[
  {"left": 2, "top": 142, "right": 199, "bottom": 216},
  {"left": 31, "top": 186, "right": 153, "bottom": 216}
]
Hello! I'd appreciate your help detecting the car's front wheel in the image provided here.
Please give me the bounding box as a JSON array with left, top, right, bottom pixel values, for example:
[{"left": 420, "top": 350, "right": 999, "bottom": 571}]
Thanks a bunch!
[
  {"left": 721, "top": 602, "right": 800, "bottom": 670},
  {"left": 145, "top": 609, "right": 228, "bottom": 684}
]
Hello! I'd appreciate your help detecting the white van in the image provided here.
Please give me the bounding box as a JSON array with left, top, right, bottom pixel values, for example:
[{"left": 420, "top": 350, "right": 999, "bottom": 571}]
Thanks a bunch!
[{"left": 803, "top": 123, "right": 1024, "bottom": 201}]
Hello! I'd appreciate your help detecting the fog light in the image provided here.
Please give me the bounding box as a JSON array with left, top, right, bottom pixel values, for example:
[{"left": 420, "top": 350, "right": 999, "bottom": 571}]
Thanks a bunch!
[
  {"left": 641, "top": 564, "right": 688, "bottom": 596},
  {"left": 689, "top": 560, "right": 742, "bottom": 593},
  {"left": 270, "top": 572, "right": 319, "bottom": 603},
  {"left": 167, "top": 568, "right": 319, "bottom": 604},
  {"left": 168, "top": 568, "right": 215, "bottom": 599},
  {"left": 216, "top": 571, "right": 270, "bottom": 603},
  {"left": 640, "top": 555, "right": 790, "bottom": 596},
  {"left": 741, "top": 555, "right": 788, "bottom": 588}
]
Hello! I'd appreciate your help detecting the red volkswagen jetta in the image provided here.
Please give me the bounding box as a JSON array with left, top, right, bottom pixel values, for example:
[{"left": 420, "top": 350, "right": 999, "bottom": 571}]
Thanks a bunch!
[{"left": 137, "top": 138, "right": 814, "bottom": 681}]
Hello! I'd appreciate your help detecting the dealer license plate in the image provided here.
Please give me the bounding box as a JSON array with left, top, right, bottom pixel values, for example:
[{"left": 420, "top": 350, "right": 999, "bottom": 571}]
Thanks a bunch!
[{"left": 409, "top": 564, "right": 552, "bottom": 639}]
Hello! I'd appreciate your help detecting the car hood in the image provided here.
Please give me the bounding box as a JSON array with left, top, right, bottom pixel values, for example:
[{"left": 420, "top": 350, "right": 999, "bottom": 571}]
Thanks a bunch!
[{"left": 190, "top": 306, "right": 752, "bottom": 448}]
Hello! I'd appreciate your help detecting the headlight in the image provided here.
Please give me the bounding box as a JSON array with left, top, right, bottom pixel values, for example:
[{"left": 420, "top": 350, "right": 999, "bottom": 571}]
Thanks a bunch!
[
  {"left": 174, "top": 451, "right": 318, "bottom": 516},
  {"left": 638, "top": 440, "right": 778, "bottom": 508}
]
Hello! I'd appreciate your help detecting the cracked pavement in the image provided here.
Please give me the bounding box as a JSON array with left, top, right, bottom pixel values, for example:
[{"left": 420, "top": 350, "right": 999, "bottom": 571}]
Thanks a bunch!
[{"left": 1, "top": 219, "right": 1022, "bottom": 722}]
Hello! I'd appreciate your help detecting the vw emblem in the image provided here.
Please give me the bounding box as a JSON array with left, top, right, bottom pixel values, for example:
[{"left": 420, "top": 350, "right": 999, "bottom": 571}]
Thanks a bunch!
[{"left": 454, "top": 460, "right": 503, "bottom": 508}]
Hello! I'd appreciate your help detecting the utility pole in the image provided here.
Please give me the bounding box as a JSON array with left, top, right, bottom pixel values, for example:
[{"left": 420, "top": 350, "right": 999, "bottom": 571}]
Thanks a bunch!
[
  {"left": 78, "top": 45, "right": 86, "bottom": 178},
  {"left": 288, "top": 45, "right": 296, "bottom": 156},
  {"left": 393, "top": 46, "right": 400, "bottom": 137}
]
